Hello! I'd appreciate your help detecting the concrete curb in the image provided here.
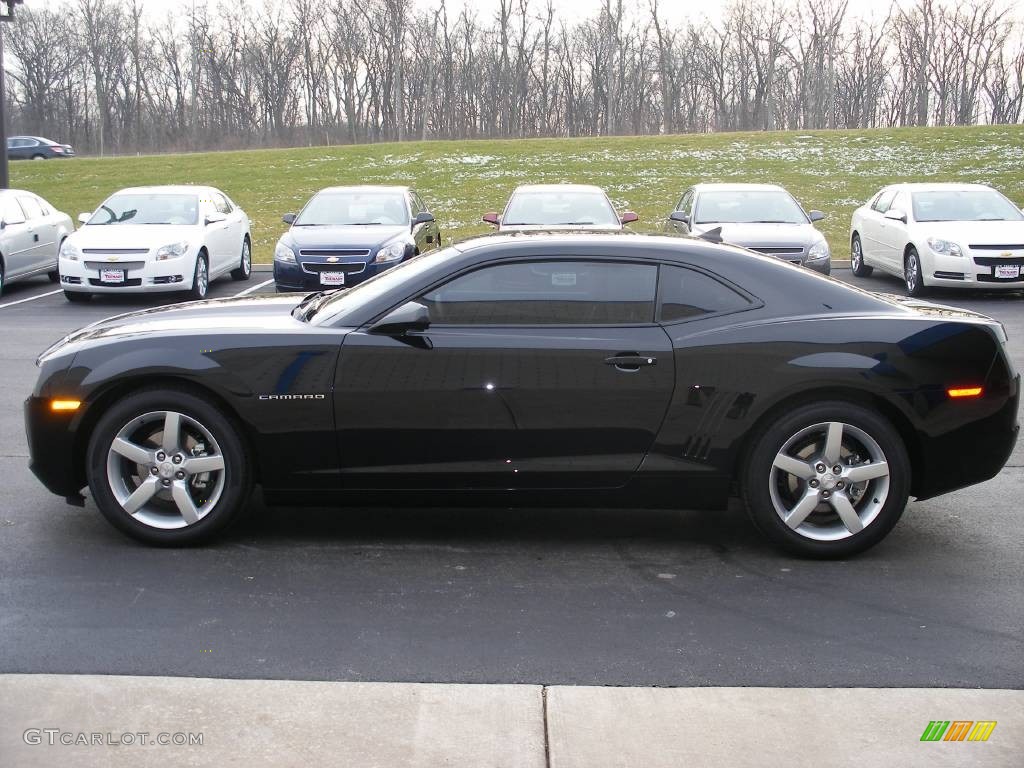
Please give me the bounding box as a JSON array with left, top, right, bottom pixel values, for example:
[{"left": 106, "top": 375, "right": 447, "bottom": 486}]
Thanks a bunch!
[{"left": 2, "top": 675, "right": 1020, "bottom": 767}]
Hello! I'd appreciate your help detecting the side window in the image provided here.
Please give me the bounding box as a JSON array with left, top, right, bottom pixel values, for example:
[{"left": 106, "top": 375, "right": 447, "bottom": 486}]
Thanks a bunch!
[
  {"left": 872, "top": 189, "right": 896, "bottom": 213},
  {"left": 677, "top": 191, "right": 694, "bottom": 217},
  {"left": 1, "top": 197, "right": 26, "bottom": 225},
  {"left": 18, "top": 196, "right": 44, "bottom": 220},
  {"left": 35, "top": 196, "right": 52, "bottom": 216},
  {"left": 414, "top": 192, "right": 428, "bottom": 214},
  {"left": 421, "top": 260, "right": 658, "bottom": 325},
  {"left": 657, "top": 265, "right": 753, "bottom": 322},
  {"left": 213, "top": 193, "right": 232, "bottom": 214},
  {"left": 890, "top": 191, "right": 910, "bottom": 217}
]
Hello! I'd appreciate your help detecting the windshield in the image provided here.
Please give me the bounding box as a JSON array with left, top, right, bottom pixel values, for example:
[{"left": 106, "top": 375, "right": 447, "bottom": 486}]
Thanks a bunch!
[
  {"left": 503, "top": 190, "right": 619, "bottom": 226},
  {"left": 295, "top": 191, "right": 410, "bottom": 226},
  {"left": 88, "top": 193, "right": 199, "bottom": 225},
  {"left": 694, "top": 190, "right": 808, "bottom": 225},
  {"left": 310, "top": 246, "right": 457, "bottom": 324},
  {"left": 911, "top": 190, "right": 1024, "bottom": 222}
]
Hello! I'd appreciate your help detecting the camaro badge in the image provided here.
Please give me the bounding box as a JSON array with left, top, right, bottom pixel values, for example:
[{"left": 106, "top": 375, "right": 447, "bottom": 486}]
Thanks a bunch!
[{"left": 258, "top": 394, "right": 326, "bottom": 400}]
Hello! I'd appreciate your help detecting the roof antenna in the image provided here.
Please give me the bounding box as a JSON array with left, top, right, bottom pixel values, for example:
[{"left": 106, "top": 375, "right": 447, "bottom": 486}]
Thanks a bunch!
[{"left": 699, "top": 227, "right": 724, "bottom": 244}]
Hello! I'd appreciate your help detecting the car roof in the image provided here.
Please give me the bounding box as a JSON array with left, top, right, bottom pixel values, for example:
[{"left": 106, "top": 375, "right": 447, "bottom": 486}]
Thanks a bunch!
[
  {"left": 882, "top": 182, "right": 996, "bottom": 193},
  {"left": 316, "top": 185, "right": 410, "bottom": 194},
  {"left": 691, "top": 183, "right": 788, "bottom": 193},
  {"left": 511, "top": 184, "right": 609, "bottom": 195},
  {"left": 108, "top": 185, "right": 222, "bottom": 196}
]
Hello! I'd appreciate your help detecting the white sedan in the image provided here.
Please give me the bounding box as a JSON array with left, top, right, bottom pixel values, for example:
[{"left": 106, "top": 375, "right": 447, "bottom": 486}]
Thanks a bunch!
[
  {"left": 0, "top": 189, "right": 74, "bottom": 296},
  {"left": 850, "top": 182, "right": 1024, "bottom": 296},
  {"left": 59, "top": 185, "right": 252, "bottom": 302}
]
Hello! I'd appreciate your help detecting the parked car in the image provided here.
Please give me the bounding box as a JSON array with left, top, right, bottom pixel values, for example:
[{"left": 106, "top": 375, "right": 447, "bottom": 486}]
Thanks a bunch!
[
  {"left": 666, "top": 183, "right": 831, "bottom": 274},
  {"left": 58, "top": 185, "right": 251, "bottom": 302},
  {"left": 27, "top": 233, "right": 1018, "bottom": 558},
  {"left": 274, "top": 185, "right": 440, "bottom": 292},
  {"left": 482, "top": 184, "right": 638, "bottom": 231},
  {"left": 6, "top": 136, "right": 75, "bottom": 160},
  {"left": 0, "top": 189, "right": 74, "bottom": 296},
  {"left": 850, "top": 182, "right": 1024, "bottom": 296}
]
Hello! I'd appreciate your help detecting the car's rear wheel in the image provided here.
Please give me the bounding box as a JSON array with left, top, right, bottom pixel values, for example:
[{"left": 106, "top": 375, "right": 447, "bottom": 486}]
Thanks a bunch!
[
  {"left": 64, "top": 290, "right": 91, "bottom": 303},
  {"left": 742, "top": 401, "right": 909, "bottom": 558},
  {"left": 0, "top": 257, "right": 5, "bottom": 297},
  {"left": 850, "top": 233, "right": 872, "bottom": 277},
  {"left": 904, "top": 247, "right": 927, "bottom": 297},
  {"left": 188, "top": 252, "right": 209, "bottom": 300},
  {"left": 31, "top": 154, "right": 46, "bottom": 160},
  {"left": 86, "top": 388, "right": 252, "bottom": 545},
  {"left": 231, "top": 237, "right": 252, "bottom": 281}
]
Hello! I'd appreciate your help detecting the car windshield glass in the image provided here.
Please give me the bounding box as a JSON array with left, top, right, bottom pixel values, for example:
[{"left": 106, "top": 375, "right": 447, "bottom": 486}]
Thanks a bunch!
[
  {"left": 295, "top": 191, "right": 409, "bottom": 226},
  {"left": 309, "top": 246, "right": 457, "bottom": 324},
  {"left": 502, "top": 191, "right": 619, "bottom": 226},
  {"left": 88, "top": 194, "right": 199, "bottom": 225},
  {"left": 911, "top": 190, "right": 1024, "bottom": 222},
  {"left": 694, "top": 191, "right": 807, "bottom": 225}
]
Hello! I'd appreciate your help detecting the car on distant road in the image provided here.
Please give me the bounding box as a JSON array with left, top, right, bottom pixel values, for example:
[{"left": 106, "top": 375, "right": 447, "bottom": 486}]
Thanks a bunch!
[
  {"left": 274, "top": 185, "right": 440, "bottom": 293},
  {"left": 482, "top": 184, "right": 638, "bottom": 231},
  {"left": 26, "top": 233, "right": 1018, "bottom": 557},
  {"left": 6, "top": 136, "right": 75, "bottom": 160},
  {"left": 665, "top": 183, "right": 831, "bottom": 274},
  {"left": 0, "top": 189, "right": 74, "bottom": 296},
  {"left": 850, "top": 182, "right": 1024, "bottom": 296},
  {"left": 58, "top": 185, "right": 251, "bottom": 302}
]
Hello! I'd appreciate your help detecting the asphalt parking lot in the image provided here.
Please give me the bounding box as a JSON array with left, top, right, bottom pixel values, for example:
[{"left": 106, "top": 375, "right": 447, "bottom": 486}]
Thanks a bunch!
[{"left": 0, "top": 268, "right": 1021, "bottom": 689}]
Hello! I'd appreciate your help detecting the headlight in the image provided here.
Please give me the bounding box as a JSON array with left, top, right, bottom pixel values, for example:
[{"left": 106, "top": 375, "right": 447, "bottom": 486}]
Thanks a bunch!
[
  {"left": 274, "top": 242, "right": 296, "bottom": 263},
  {"left": 808, "top": 240, "right": 830, "bottom": 260},
  {"left": 59, "top": 241, "right": 79, "bottom": 261},
  {"left": 155, "top": 241, "right": 190, "bottom": 261},
  {"left": 927, "top": 237, "right": 963, "bottom": 257},
  {"left": 374, "top": 240, "right": 407, "bottom": 264}
]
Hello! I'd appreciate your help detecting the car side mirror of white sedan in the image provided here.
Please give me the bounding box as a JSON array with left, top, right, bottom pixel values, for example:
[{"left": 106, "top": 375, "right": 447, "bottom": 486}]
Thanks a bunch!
[
  {"left": 205, "top": 212, "right": 227, "bottom": 226},
  {"left": 884, "top": 208, "right": 907, "bottom": 224},
  {"left": 77, "top": 213, "right": 90, "bottom": 225}
]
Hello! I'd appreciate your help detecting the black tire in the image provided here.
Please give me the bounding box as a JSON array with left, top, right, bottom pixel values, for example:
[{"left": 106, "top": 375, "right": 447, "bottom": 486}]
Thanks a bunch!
[
  {"left": 85, "top": 387, "right": 253, "bottom": 546},
  {"left": 48, "top": 270, "right": 60, "bottom": 283},
  {"left": 187, "top": 252, "right": 209, "bottom": 300},
  {"left": 31, "top": 154, "right": 46, "bottom": 160},
  {"left": 231, "top": 237, "right": 252, "bottom": 281},
  {"left": 850, "top": 233, "right": 872, "bottom": 277},
  {"left": 64, "top": 290, "right": 91, "bottom": 302},
  {"left": 741, "top": 400, "right": 910, "bottom": 558},
  {"left": 904, "top": 247, "right": 927, "bottom": 297}
]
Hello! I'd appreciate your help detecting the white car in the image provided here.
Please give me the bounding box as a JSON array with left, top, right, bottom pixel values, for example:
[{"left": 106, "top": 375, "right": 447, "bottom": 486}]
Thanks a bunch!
[
  {"left": 0, "top": 189, "right": 74, "bottom": 296},
  {"left": 850, "top": 183, "right": 1024, "bottom": 296},
  {"left": 59, "top": 185, "right": 252, "bottom": 302}
]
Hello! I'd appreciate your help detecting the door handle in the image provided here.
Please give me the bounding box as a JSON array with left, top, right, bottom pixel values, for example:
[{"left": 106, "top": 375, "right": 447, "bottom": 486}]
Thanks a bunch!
[{"left": 604, "top": 353, "right": 657, "bottom": 371}]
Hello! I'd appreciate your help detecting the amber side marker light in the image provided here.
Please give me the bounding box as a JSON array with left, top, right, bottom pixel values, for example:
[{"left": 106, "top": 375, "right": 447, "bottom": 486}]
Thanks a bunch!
[
  {"left": 50, "top": 399, "right": 82, "bottom": 412},
  {"left": 947, "top": 387, "right": 984, "bottom": 399}
]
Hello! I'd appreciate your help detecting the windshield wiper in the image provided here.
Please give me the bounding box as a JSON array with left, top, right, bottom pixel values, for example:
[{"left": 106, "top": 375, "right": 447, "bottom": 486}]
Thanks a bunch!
[
  {"left": 752, "top": 220, "right": 792, "bottom": 224},
  {"left": 556, "top": 221, "right": 596, "bottom": 225},
  {"left": 349, "top": 222, "right": 386, "bottom": 226}
]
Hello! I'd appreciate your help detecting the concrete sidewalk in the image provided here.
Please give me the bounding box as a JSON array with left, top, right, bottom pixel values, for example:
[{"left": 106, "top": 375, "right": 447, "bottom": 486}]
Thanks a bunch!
[{"left": 2, "top": 675, "right": 1019, "bottom": 767}]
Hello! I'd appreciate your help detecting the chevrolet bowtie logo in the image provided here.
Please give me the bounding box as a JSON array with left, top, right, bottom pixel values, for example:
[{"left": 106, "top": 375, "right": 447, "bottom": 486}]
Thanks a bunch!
[
  {"left": 1001, "top": 252, "right": 1013, "bottom": 258},
  {"left": 108, "top": 256, "right": 119, "bottom": 261},
  {"left": 326, "top": 256, "right": 340, "bottom": 263}
]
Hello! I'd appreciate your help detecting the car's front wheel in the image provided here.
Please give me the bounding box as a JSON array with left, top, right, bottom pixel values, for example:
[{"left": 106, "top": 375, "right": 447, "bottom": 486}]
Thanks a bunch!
[
  {"left": 904, "top": 247, "right": 927, "bottom": 297},
  {"left": 86, "top": 387, "right": 252, "bottom": 545},
  {"left": 231, "top": 237, "right": 252, "bottom": 281},
  {"left": 742, "top": 401, "right": 910, "bottom": 558},
  {"left": 64, "top": 290, "right": 91, "bottom": 303},
  {"left": 188, "top": 252, "right": 209, "bottom": 300},
  {"left": 850, "top": 233, "right": 872, "bottom": 277}
]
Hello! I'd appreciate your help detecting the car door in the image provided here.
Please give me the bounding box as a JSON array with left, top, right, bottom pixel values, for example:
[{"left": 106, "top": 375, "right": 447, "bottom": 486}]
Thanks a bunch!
[
  {"left": 200, "top": 195, "right": 232, "bottom": 273},
  {"left": 860, "top": 188, "right": 896, "bottom": 271},
  {"left": 333, "top": 257, "right": 676, "bottom": 490},
  {"left": 0, "top": 196, "right": 36, "bottom": 278},
  {"left": 876, "top": 190, "right": 910, "bottom": 273},
  {"left": 17, "top": 195, "right": 57, "bottom": 273},
  {"left": 213, "top": 191, "right": 244, "bottom": 271}
]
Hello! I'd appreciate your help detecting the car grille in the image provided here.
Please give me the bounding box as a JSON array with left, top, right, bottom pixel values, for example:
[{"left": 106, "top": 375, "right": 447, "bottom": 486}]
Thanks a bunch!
[
  {"left": 88, "top": 278, "right": 143, "bottom": 287},
  {"left": 298, "top": 249, "right": 371, "bottom": 258},
  {"left": 81, "top": 248, "right": 150, "bottom": 255},
  {"left": 977, "top": 274, "right": 1024, "bottom": 283},
  {"left": 85, "top": 261, "right": 147, "bottom": 272},
  {"left": 300, "top": 261, "right": 367, "bottom": 275},
  {"left": 749, "top": 246, "right": 805, "bottom": 255},
  {"left": 972, "top": 256, "right": 1024, "bottom": 267},
  {"left": 968, "top": 244, "right": 1024, "bottom": 250}
]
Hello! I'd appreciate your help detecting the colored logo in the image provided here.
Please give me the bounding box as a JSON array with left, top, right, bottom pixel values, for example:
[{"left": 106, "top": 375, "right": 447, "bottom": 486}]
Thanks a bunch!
[
  {"left": 326, "top": 256, "right": 340, "bottom": 263},
  {"left": 920, "top": 721, "right": 997, "bottom": 742}
]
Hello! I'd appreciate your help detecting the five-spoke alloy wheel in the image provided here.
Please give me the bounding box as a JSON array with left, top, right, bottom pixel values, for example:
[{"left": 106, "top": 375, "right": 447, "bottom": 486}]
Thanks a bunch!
[
  {"left": 87, "top": 387, "right": 251, "bottom": 545},
  {"left": 743, "top": 401, "right": 910, "bottom": 557}
]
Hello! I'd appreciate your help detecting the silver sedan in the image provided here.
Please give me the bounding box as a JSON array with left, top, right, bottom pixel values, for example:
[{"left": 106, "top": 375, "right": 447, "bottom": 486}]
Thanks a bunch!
[{"left": 0, "top": 189, "right": 74, "bottom": 295}]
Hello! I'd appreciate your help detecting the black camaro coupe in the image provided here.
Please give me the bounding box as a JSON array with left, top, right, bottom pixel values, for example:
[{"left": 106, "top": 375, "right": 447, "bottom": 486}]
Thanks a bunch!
[{"left": 26, "top": 234, "right": 1018, "bottom": 556}]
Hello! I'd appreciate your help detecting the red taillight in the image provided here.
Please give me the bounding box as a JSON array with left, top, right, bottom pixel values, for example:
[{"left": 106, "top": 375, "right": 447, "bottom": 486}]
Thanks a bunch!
[
  {"left": 947, "top": 386, "right": 984, "bottom": 399},
  {"left": 51, "top": 146, "right": 64, "bottom": 153}
]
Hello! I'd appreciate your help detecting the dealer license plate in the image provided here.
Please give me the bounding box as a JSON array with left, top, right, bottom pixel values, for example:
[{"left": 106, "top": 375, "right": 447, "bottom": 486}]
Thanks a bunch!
[
  {"left": 995, "top": 265, "right": 1020, "bottom": 279},
  {"left": 319, "top": 272, "right": 346, "bottom": 286},
  {"left": 101, "top": 268, "right": 125, "bottom": 283}
]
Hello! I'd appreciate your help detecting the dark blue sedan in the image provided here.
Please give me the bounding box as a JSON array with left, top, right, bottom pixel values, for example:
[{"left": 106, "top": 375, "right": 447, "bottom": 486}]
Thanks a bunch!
[{"left": 273, "top": 185, "right": 442, "bottom": 292}]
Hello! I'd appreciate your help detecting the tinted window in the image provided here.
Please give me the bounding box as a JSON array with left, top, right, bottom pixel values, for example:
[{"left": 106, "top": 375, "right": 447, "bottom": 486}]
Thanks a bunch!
[
  {"left": 678, "top": 191, "right": 694, "bottom": 217},
  {"left": 421, "top": 261, "right": 657, "bottom": 325},
  {"left": 657, "top": 265, "right": 752, "bottom": 322},
  {"left": 872, "top": 189, "right": 896, "bottom": 213},
  {"left": 1, "top": 197, "right": 26, "bottom": 225},
  {"left": 213, "top": 193, "right": 232, "bottom": 214},
  {"left": 296, "top": 191, "right": 409, "bottom": 226},
  {"left": 694, "top": 190, "right": 807, "bottom": 225},
  {"left": 18, "top": 196, "right": 44, "bottom": 220}
]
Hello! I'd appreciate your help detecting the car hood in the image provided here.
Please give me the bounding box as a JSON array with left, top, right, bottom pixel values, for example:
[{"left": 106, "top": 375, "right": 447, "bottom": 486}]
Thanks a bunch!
[
  {"left": 690, "top": 222, "right": 823, "bottom": 247},
  {"left": 284, "top": 225, "right": 409, "bottom": 251},
  {"left": 914, "top": 220, "right": 1024, "bottom": 246},
  {"left": 68, "top": 223, "right": 201, "bottom": 249},
  {"left": 38, "top": 295, "right": 317, "bottom": 363}
]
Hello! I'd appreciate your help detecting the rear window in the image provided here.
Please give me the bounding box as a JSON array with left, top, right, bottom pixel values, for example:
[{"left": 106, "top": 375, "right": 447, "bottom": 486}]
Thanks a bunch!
[{"left": 657, "top": 265, "right": 753, "bottom": 322}]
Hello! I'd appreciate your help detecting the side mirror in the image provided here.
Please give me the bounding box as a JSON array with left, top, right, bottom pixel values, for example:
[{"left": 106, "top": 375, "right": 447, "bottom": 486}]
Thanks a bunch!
[
  {"left": 77, "top": 212, "right": 91, "bottom": 225},
  {"left": 808, "top": 210, "right": 825, "bottom": 222},
  {"left": 884, "top": 208, "right": 907, "bottom": 224},
  {"left": 620, "top": 211, "right": 639, "bottom": 225},
  {"left": 413, "top": 211, "right": 435, "bottom": 226},
  {"left": 0, "top": 219, "right": 5, "bottom": 230},
  {"left": 205, "top": 212, "right": 226, "bottom": 225},
  {"left": 282, "top": 213, "right": 296, "bottom": 225},
  {"left": 370, "top": 300, "right": 431, "bottom": 335},
  {"left": 482, "top": 212, "right": 500, "bottom": 226},
  {"left": 669, "top": 211, "right": 690, "bottom": 224}
]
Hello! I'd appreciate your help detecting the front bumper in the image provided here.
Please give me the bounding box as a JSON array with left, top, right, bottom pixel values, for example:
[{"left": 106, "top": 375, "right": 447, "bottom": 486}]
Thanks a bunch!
[
  {"left": 273, "top": 256, "right": 403, "bottom": 291},
  {"left": 25, "top": 395, "right": 84, "bottom": 497},
  {"left": 60, "top": 253, "right": 196, "bottom": 294},
  {"left": 805, "top": 257, "right": 831, "bottom": 275},
  {"left": 924, "top": 250, "right": 1024, "bottom": 290}
]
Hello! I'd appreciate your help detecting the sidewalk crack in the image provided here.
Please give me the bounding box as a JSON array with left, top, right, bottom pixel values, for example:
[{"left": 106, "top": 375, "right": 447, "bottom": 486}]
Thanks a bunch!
[{"left": 542, "top": 685, "right": 551, "bottom": 768}]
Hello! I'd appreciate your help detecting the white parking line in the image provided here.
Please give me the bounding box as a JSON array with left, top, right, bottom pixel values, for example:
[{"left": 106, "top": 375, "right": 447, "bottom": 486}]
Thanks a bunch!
[
  {"left": 0, "top": 289, "right": 63, "bottom": 310},
  {"left": 234, "top": 278, "right": 274, "bottom": 297}
]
